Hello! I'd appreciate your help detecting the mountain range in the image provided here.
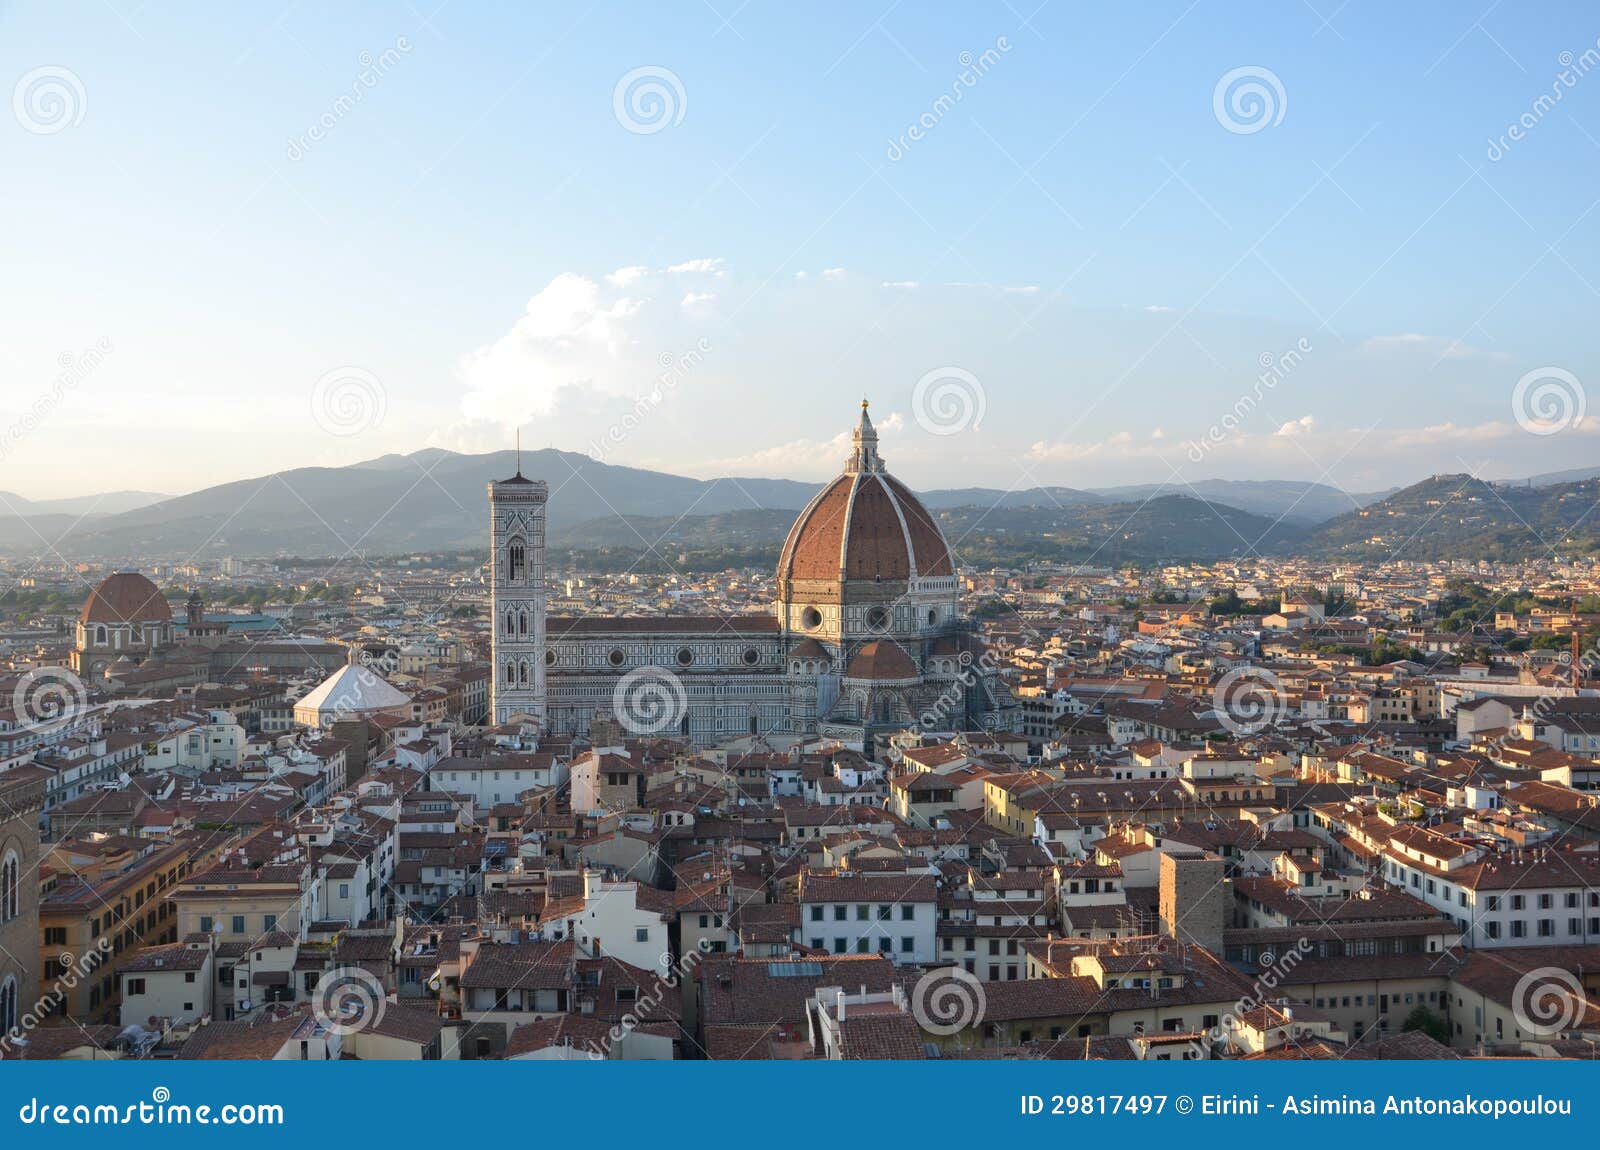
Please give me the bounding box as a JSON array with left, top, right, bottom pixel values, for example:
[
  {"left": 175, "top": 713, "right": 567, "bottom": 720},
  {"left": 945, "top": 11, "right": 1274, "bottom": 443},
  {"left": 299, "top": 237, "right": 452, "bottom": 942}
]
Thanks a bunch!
[{"left": 2, "top": 449, "right": 1594, "bottom": 565}]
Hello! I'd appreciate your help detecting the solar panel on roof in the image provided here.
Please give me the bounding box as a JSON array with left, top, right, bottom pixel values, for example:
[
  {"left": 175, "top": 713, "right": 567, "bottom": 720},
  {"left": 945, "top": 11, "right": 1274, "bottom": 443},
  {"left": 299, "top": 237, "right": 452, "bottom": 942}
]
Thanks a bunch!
[{"left": 766, "top": 961, "right": 823, "bottom": 977}]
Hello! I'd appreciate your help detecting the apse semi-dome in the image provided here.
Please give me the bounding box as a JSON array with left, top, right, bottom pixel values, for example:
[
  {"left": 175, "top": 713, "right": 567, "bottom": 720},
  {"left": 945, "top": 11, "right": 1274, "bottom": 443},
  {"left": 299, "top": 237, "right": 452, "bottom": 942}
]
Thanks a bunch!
[{"left": 775, "top": 401, "right": 953, "bottom": 586}]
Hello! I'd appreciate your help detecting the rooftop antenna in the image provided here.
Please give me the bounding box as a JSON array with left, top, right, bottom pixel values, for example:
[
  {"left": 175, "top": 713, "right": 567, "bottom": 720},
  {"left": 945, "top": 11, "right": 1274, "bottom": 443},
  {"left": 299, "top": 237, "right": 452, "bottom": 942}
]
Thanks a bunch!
[{"left": 515, "top": 428, "right": 523, "bottom": 478}]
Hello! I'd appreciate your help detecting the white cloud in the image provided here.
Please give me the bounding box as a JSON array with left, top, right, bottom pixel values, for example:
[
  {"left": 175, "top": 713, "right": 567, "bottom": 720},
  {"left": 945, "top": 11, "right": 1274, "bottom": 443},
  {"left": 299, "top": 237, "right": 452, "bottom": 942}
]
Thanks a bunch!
[
  {"left": 698, "top": 409, "right": 909, "bottom": 477},
  {"left": 1026, "top": 432, "right": 1170, "bottom": 461},
  {"left": 821, "top": 267, "right": 847, "bottom": 280},
  {"left": 1358, "top": 333, "right": 1508, "bottom": 361},
  {"left": 454, "top": 272, "right": 646, "bottom": 427},
  {"left": 681, "top": 291, "right": 716, "bottom": 307},
  {"left": 667, "top": 257, "right": 725, "bottom": 275},
  {"left": 1274, "top": 415, "right": 1315, "bottom": 437},
  {"left": 604, "top": 265, "right": 650, "bottom": 287},
  {"left": 881, "top": 280, "right": 920, "bottom": 289}
]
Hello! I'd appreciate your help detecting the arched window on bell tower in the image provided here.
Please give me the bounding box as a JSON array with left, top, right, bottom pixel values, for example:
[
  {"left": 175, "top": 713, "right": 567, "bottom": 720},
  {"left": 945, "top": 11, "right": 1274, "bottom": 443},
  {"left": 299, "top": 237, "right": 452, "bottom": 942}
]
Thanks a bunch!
[{"left": 508, "top": 536, "right": 526, "bottom": 584}]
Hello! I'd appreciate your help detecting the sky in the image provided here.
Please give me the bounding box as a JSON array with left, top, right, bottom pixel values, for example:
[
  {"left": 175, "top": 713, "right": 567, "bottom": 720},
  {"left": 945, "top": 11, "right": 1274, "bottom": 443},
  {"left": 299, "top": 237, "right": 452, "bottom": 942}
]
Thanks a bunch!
[{"left": 3, "top": 1, "right": 1600, "bottom": 501}]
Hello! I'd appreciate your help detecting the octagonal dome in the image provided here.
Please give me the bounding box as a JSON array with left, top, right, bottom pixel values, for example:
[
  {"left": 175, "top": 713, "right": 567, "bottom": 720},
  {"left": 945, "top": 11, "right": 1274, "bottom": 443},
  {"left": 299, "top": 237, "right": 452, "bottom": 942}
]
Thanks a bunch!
[{"left": 776, "top": 401, "right": 953, "bottom": 586}]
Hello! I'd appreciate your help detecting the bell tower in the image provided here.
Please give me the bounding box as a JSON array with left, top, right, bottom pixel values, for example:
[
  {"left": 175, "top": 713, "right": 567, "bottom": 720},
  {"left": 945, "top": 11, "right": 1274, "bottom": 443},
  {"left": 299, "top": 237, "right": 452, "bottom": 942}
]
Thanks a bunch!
[{"left": 488, "top": 446, "right": 548, "bottom": 725}]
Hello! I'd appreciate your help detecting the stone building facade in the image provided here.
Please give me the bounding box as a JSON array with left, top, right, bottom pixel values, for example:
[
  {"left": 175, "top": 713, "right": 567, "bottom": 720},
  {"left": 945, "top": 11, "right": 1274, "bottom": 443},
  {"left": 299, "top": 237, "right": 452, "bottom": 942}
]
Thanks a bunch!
[
  {"left": 487, "top": 469, "right": 549, "bottom": 724},
  {"left": 489, "top": 402, "right": 1018, "bottom": 749},
  {"left": 0, "top": 768, "right": 46, "bottom": 1043},
  {"left": 70, "top": 571, "right": 176, "bottom": 678}
]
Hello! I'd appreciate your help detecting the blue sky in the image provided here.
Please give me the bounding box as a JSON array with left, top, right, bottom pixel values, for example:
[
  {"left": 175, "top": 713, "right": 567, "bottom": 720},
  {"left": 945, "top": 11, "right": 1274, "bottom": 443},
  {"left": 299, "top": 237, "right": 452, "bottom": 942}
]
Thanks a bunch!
[{"left": 4, "top": 1, "right": 1600, "bottom": 499}]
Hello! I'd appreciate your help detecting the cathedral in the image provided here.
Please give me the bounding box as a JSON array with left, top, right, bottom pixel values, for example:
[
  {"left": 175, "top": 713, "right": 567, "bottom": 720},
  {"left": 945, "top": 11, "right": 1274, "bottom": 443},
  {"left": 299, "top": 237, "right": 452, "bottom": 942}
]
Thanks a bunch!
[{"left": 488, "top": 402, "right": 1018, "bottom": 750}]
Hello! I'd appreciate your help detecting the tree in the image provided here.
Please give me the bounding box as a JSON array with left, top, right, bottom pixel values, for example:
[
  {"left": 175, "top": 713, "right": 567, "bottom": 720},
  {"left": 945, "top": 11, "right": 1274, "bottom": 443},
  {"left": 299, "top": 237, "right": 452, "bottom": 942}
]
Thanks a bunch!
[{"left": 1400, "top": 1004, "right": 1449, "bottom": 1044}]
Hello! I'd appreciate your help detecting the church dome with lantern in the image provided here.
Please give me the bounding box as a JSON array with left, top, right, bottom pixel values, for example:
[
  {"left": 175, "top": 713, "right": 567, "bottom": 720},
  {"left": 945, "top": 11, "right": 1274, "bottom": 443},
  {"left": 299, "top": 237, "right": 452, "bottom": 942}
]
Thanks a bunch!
[{"left": 774, "top": 401, "right": 960, "bottom": 650}]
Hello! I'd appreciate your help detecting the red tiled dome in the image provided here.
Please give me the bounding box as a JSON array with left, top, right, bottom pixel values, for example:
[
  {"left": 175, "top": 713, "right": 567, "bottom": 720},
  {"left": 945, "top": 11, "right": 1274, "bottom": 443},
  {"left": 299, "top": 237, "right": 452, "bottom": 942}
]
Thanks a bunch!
[
  {"left": 843, "top": 640, "right": 919, "bottom": 681},
  {"left": 78, "top": 572, "right": 172, "bottom": 625},
  {"left": 777, "top": 470, "right": 954, "bottom": 583}
]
